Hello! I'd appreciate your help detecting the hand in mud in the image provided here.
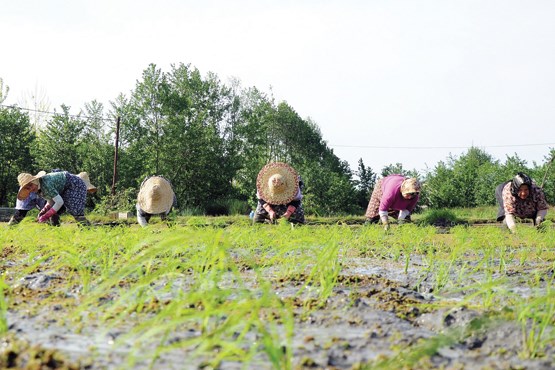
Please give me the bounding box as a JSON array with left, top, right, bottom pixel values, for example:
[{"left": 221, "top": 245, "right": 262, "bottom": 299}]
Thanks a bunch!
[
  {"left": 383, "top": 223, "right": 390, "bottom": 231},
  {"left": 536, "top": 222, "right": 547, "bottom": 233}
]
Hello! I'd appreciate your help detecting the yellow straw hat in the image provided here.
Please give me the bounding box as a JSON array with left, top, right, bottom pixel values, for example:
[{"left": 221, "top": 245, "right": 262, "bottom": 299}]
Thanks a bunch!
[
  {"left": 256, "top": 162, "right": 299, "bottom": 205},
  {"left": 137, "top": 176, "right": 175, "bottom": 214},
  {"left": 401, "top": 177, "right": 421, "bottom": 196},
  {"left": 17, "top": 171, "right": 46, "bottom": 200},
  {"left": 77, "top": 172, "right": 97, "bottom": 193}
]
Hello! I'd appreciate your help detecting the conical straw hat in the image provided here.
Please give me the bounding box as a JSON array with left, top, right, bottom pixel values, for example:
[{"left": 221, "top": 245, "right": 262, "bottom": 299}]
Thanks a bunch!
[
  {"left": 77, "top": 172, "right": 97, "bottom": 193},
  {"left": 17, "top": 171, "right": 46, "bottom": 200},
  {"left": 137, "top": 176, "right": 175, "bottom": 214},
  {"left": 256, "top": 162, "right": 299, "bottom": 205}
]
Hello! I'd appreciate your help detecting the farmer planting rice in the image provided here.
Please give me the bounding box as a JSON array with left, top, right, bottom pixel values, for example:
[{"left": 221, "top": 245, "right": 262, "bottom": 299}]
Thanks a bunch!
[
  {"left": 16, "top": 170, "right": 92, "bottom": 226},
  {"left": 495, "top": 172, "right": 549, "bottom": 233},
  {"left": 8, "top": 191, "right": 51, "bottom": 226},
  {"left": 136, "top": 175, "right": 177, "bottom": 227},
  {"left": 254, "top": 162, "right": 305, "bottom": 224},
  {"left": 365, "top": 174, "right": 421, "bottom": 230},
  {"left": 9, "top": 171, "right": 96, "bottom": 226}
]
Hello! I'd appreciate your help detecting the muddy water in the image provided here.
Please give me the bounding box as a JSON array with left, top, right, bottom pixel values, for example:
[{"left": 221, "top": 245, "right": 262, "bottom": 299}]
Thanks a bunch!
[{"left": 3, "top": 248, "right": 555, "bottom": 369}]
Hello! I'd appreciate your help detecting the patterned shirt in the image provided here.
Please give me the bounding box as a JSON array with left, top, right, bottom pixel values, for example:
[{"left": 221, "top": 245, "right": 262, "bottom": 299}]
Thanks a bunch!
[
  {"left": 502, "top": 182, "right": 549, "bottom": 218},
  {"left": 39, "top": 171, "right": 68, "bottom": 200}
]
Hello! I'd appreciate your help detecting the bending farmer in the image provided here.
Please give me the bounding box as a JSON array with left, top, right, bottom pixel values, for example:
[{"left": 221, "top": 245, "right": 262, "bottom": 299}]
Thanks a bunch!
[
  {"left": 17, "top": 170, "right": 91, "bottom": 226},
  {"left": 253, "top": 162, "right": 305, "bottom": 224},
  {"left": 365, "top": 174, "right": 421, "bottom": 230},
  {"left": 495, "top": 172, "right": 549, "bottom": 233},
  {"left": 136, "top": 176, "right": 176, "bottom": 227}
]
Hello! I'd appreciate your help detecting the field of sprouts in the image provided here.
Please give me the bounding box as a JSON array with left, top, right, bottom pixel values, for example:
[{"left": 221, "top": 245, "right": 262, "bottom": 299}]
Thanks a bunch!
[{"left": 1, "top": 214, "right": 555, "bottom": 369}]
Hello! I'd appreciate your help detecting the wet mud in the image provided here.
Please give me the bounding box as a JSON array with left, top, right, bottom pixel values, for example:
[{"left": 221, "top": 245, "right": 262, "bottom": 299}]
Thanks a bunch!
[{"left": 2, "top": 232, "right": 555, "bottom": 369}]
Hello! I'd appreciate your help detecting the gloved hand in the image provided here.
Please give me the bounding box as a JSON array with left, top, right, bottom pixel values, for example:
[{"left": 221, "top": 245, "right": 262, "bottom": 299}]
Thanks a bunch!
[
  {"left": 38, "top": 204, "right": 52, "bottom": 217},
  {"left": 38, "top": 207, "right": 57, "bottom": 223},
  {"left": 268, "top": 210, "right": 276, "bottom": 222},
  {"left": 383, "top": 222, "right": 390, "bottom": 231},
  {"left": 283, "top": 205, "right": 296, "bottom": 219}
]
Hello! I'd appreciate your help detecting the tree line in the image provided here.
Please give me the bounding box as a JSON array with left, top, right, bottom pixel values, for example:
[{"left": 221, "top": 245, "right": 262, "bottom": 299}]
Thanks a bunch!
[{"left": 0, "top": 68, "right": 554, "bottom": 216}]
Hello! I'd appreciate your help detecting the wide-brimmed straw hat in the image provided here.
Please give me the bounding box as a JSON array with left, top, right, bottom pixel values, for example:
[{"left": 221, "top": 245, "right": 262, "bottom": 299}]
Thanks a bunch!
[
  {"left": 401, "top": 177, "right": 421, "bottom": 196},
  {"left": 137, "top": 176, "right": 175, "bottom": 214},
  {"left": 256, "top": 162, "right": 299, "bottom": 205},
  {"left": 77, "top": 172, "right": 97, "bottom": 193},
  {"left": 17, "top": 171, "right": 46, "bottom": 200}
]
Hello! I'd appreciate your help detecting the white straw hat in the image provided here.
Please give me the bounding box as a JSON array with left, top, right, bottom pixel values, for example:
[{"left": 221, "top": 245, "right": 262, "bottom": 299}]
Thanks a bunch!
[
  {"left": 256, "top": 162, "right": 299, "bottom": 205},
  {"left": 77, "top": 172, "right": 97, "bottom": 193},
  {"left": 137, "top": 176, "right": 175, "bottom": 214},
  {"left": 17, "top": 171, "right": 46, "bottom": 200}
]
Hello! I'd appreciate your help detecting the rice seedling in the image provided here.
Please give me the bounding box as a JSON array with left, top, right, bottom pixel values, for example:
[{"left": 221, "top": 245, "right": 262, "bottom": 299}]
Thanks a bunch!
[
  {"left": 2, "top": 214, "right": 555, "bottom": 369},
  {"left": 518, "top": 287, "right": 555, "bottom": 359},
  {"left": 0, "top": 278, "right": 7, "bottom": 334}
]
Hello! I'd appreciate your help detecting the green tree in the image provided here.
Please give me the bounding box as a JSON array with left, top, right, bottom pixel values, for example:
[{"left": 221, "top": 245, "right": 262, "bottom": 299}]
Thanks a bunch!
[
  {"left": 474, "top": 161, "right": 504, "bottom": 206},
  {"left": 79, "top": 100, "right": 116, "bottom": 203},
  {"left": 381, "top": 163, "right": 419, "bottom": 178},
  {"left": 35, "top": 105, "right": 86, "bottom": 173},
  {"left": 162, "top": 63, "right": 234, "bottom": 209},
  {"left": 501, "top": 153, "right": 529, "bottom": 179},
  {"left": 301, "top": 164, "right": 357, "bottom": 215},
  {"left": 425, "top": 147, "right": 499, "bottom": 208},
  {"left": 129, "top": 64, "right": 169, "bottom": 175},
  {"left": 0, "top": 106, "right": 36, "bottom": 206},
  {"left": 354, "top": 158, "right": 376, "bottom": 210}
]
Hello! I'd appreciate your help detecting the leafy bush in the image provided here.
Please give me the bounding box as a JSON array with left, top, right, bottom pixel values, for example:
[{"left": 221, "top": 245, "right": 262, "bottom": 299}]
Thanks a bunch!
[
  {"left": 417, "top": 208, "right": 466, "bottom": 227},
  {"left": 93, "top": 187, "right": 137, "bottom": 215},
  {"left": 202, "top": 198, "right": 251, "bottom": 216}
]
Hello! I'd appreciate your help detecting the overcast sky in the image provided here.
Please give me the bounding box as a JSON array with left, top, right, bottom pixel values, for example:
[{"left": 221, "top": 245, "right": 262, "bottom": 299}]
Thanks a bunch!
[{"left": 2, "top": 0, "right": 555, "bottom": 175}]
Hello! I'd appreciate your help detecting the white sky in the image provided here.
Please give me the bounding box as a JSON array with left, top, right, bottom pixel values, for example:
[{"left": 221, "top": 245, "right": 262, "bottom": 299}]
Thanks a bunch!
[{"left": 2, "top": 0, "right": 555, "bottom": 175}]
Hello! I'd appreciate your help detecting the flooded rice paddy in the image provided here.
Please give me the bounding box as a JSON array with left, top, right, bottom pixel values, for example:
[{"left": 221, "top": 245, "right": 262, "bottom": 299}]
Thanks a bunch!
[{"left": 1, "top": 219, "right": 554, "bottom": 369}]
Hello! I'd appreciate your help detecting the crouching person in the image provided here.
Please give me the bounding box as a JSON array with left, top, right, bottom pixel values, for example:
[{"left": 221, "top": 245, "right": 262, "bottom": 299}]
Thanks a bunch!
[
  {"left": 253, "top": 162, "right": 305, "bottom": 225},
  {"left": 365, "top": 174, "right": 421, "bottom": 230},
  {"left": 136, "top": 176, "right": 177, "bottom": 227},
  {"left": 495, "top": 172, "right": 549, "bottom": 233},
  {"left": 17, "top": 171, "right": 91, "bottom": 226}
]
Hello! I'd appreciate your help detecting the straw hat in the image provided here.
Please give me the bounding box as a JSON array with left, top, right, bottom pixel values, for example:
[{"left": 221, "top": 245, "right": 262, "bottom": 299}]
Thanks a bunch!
[
  {"left": 256, "top": 162, "right": 299, "bottom": 205},
  {"left": 17, "top": 171, "right": 46, "bottom": 200},
  {"left": 400, "top": 177, "right": 421, "bottom": 196},
  {"left": 77, "top": 172, "right": 97, "bottom": 193},
  {"left": 137, "top": 176, "right": 175, "bottom": 214}
]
